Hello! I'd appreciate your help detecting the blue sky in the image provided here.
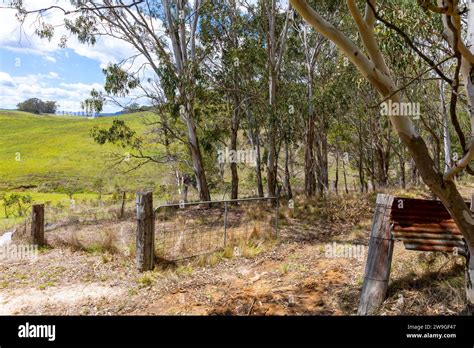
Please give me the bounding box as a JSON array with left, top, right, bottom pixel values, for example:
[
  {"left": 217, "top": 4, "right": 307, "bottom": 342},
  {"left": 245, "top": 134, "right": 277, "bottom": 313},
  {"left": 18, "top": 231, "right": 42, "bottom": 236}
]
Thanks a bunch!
[
  {"left": 0, "top": 47, "right": 104, "bottom": 86},
  {"left": 0, "top": 0, "right": 151, "bottom": 113},
  {"left": 0, "top": 0, "right": 281, "bottom": 113}
]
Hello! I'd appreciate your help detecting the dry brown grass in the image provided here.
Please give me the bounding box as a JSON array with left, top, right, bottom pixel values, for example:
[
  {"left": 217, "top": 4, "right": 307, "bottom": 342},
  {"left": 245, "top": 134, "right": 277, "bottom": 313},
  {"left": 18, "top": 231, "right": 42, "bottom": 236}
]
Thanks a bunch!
[
  {"left": 153, "top": 201, "right": 277, "bottom": 262},
  {"left": 378, "top": 244, "right": 467, "bottom": 315},
  {"left": 49, "top": 224, "right": 134, "bottom": 256},
  {"left": 281, "top": 193, "right": 375, "bottom": 225}
]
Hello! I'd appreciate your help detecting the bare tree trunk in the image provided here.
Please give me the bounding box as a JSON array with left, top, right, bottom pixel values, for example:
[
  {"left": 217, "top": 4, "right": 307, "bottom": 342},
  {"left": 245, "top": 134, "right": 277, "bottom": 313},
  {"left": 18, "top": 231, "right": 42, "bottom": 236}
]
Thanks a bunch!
[
  {"left": 266, "top": 2, "right": 278, "bottom": 198},
  {"left": 409, "top": 159, "right": 419, "bottom": 186},
  {"left": 439, "top": 80, "right": 452, "bottom": 173},
  {"left": 120, "top": 191, "right": 126, "bottom": 219},
  {"left": 342, "top": 154, "right": 349, "bottom": 194},
  {"left": 184, "top": 109, "right": 211, "bottom": 201},
  {"left": 398, "top": 149, "right": 406, "bottom": 189},
  {"left": 304, "top": 107, "right": 317, "bottom": 196},
  {"left": 358, "top": 156, "right": 365, "bottom": 193},
  {"left": 284, "top": 138, "right": 293, "bottom": 200},
  {"left": 181, "top": 174, "right": 190, "bottom": 203},
  {"left": 357, "top": 124, "right": 366, "bottom": 193},
  {"left": 162, "top": 0, "right": 211, "bottom": 202},
  {"left": 264, "top": 0, "right": 290, "bottom": 198},
  {"left": 289, "top": 143, "right": 295, "bottom": 177},
  {"left": 315, "top": 128, "right": 329, "bottom": 195},
  {"left": 267, "top": 73, "right": 278, "bottom": 197},
  {"left": 368, "top": 147, "right": 377, "bottom": 192},
  {"left": 334, "top": 150, "right": 339, "bottom": 195},
  {"left": 229, "top": 2, "right": 241, "bottom": 201},
  {"left": 230, "top": 96, "right": 240, "bottom": 200},
  {"left": 375, "top": 144, "right": 389, "bottom": 187},
  {"left": 254, "top": 138, "right": 264, "bottom": 198},
  {"left": 245, "top": 102, "right": 264, "bottom": 197},
  {"left": 301, "top": 25, "right": 320, "bottom": 197}
]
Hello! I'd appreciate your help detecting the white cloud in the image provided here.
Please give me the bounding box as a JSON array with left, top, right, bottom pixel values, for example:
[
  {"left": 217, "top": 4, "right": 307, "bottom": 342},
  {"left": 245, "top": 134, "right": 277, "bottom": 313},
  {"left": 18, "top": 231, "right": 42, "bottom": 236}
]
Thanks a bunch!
[
  {"left": 0, "top": 1, "right": 165, "bottom": 111},
  {"left": 0, "top": 71, "right": 102, "bottom": 111},
  {"left": 58, "top": 81, "right": 103, "bottom": 93},
  {"left": 47, "top": 71, "right": 59, "bottom": 79},
  {"left": 43, "top": 55, "right": 57, "bottom": 63},
  {"left": 13, "top": 74, "right": 41, "bottom": 86},
  {"left": 0, "top": 71, "right": 149, "bottom": 113},
  {"left": 0, "top": 0, "right": 158, "bottom": 74},
  {"left": 0, "top": 72, "right": 16, "bottom": 88}
]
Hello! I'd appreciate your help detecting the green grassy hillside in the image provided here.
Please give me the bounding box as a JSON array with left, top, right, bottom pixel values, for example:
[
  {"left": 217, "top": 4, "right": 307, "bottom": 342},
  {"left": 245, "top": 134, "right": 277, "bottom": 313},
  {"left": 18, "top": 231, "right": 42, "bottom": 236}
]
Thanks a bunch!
[
  {"left": 0, "top": 110, "right": 163, "bottom": 191},
  {"left": 0, "top": 110, "right": 362, "bottom": 196}
]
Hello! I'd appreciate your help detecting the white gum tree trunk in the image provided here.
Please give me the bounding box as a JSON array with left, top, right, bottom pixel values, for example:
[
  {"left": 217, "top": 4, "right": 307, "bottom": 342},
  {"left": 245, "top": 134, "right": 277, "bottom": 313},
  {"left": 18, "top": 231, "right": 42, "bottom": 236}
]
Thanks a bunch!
[{"left": 439, "top": 80, "right": 452, "bottom": 173}]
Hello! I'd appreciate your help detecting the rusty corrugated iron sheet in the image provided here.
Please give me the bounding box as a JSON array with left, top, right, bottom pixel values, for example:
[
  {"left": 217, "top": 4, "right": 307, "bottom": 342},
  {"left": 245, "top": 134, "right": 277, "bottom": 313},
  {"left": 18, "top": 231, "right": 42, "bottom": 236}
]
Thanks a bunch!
[{"left": 390, "top": 197, "right": 471, "bottom": 255}]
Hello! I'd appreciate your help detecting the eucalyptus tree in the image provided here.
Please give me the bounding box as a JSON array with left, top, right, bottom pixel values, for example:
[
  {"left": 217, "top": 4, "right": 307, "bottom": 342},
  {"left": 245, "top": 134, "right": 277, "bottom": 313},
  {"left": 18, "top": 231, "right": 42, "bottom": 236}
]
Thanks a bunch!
[
  {"left": 200, "top": 0, "right": 265, "bottom": 199},
  {"left": 277, "top": 42, "right": 307, "bottom": 199},
  {"left": 203, "top": 0, "right": 243, "bottom": 200},
  {"left": 292, "top": 13, "right": 326, "bottom": 196},
  {"left": 290, "top": 0, "right": 474, "bottom": 309},
  {"left": 9, "top": 0, "right": 213, "bottom": 201},
  {"left": 252, "top": 0, "right": 291, "bottom": 197}
]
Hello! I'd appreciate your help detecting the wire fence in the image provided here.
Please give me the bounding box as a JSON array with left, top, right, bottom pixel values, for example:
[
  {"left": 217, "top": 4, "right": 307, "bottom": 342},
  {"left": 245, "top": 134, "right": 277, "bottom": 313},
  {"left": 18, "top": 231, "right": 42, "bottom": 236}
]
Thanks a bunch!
[
  {"left": 1, "top": 194, "right": 280, "bottom": 266},
  {"left": 0, "top": 195, "right": 137, "bottom": 252},
  {"left": 154, "top": 197, "right": 279, "bottom": 261}
]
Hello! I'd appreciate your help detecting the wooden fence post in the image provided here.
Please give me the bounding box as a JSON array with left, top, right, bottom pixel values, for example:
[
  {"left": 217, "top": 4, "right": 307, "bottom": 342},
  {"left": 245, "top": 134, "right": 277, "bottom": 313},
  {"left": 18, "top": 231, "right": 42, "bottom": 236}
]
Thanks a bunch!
[
  {"left": 119, "top": 191, "right": 126, "bottom": 220},
  {"left": 136, "top": 191, "right": 155, "bottom": 272},
  {"left": 358, "top": 194, "right": 395, "bottom": 315},
  {"left": 31, "top": 204, "right": 45, "bottom": 246}
]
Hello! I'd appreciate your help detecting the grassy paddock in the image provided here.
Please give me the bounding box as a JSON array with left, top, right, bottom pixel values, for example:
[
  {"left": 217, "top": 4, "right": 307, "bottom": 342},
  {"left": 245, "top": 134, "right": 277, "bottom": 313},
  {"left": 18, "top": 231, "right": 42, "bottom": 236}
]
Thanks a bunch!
[{"left": 0, "top": 110, "right": 164, "bottom": 191}]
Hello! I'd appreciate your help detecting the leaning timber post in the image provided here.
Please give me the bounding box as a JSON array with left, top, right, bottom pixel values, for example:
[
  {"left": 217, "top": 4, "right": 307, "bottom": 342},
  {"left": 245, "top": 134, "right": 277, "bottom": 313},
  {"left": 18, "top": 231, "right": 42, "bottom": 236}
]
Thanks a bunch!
[
  {"left": 136, "top": 191, "right": 155, "bottom": 272},
  {"left": 357, "top": 194, "right": 395, "bottom": 315},
  {"left": 120, "top": 191, "right": 126, "bottom": 220},
  {"left": 31, "top": 204, "right": 45, "bottom": 247},
  {"left": 467, "top": 192, "right": 474, "bottom": 308},
  {"left": 223, "top": 201, "right": 228, "bottom": 247}
]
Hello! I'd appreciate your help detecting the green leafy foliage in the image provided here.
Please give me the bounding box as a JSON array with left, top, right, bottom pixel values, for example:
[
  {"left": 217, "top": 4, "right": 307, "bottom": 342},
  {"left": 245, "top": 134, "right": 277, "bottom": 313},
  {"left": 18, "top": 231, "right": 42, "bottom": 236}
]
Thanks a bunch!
[
  {"left": 103, "top": 64, "right": 140, "bottom": 97},
  {"left": 90, "top": 119, "right": 142, "bottom": 150},
  {"left": 64, "top": 15, "right": 97, "bottom": 45},
  {"left": 1, "top": 193, "right": 32, "bottom": 217},
  {"left": 81, "top": 89, "right": 105, "bottom": 116}
]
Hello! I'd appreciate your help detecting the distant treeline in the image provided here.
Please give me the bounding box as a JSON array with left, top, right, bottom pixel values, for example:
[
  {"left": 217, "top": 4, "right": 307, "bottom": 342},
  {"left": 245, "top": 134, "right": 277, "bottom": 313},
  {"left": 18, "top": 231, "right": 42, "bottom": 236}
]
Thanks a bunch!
[
  {"left": 15, "top": 98, "right": 152, "bottom": 116},
  {"left": 17, "top": 98, "right": 57, "bottom": 114},
  {"left": 121, "top": 103, "right": 153, "bottom": 113}
]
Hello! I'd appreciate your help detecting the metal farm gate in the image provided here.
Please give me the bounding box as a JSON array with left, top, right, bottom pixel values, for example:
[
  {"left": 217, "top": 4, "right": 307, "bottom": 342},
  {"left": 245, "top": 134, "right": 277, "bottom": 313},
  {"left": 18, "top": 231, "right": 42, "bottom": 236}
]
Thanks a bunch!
[{"left": 153, "top": 197, "right": 280, "bottom": 261}]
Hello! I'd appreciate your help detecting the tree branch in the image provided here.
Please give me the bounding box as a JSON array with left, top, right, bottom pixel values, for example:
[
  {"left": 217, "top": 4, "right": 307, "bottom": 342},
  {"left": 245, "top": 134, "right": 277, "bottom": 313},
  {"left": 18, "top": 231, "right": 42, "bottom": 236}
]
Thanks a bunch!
[{"left": 366, "top": 0, "right": 453, "bottom": 85}]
